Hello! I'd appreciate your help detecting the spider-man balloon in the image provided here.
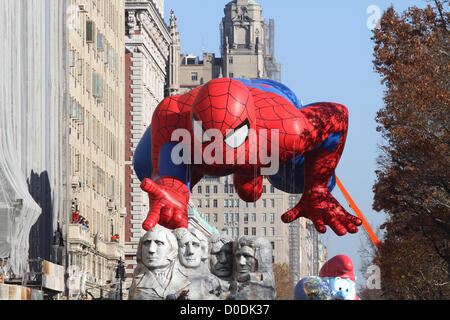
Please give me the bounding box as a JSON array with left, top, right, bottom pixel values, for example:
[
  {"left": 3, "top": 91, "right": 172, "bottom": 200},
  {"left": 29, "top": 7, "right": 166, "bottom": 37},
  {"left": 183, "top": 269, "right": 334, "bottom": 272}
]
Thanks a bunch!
[{"left": 134, "top": 78, "right": 362, "bottom": 235}]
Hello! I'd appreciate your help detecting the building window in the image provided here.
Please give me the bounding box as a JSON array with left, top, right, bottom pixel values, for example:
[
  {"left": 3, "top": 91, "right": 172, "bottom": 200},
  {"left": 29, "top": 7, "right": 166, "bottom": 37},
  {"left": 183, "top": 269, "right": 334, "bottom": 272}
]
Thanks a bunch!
[
  {"left": 263, "top": 199, "right": 267, "bottom": 208},
  {"left": 92, "top": 73, "right": 102, "bottom": 98},
  {"left": 271, "top": 241, "right": 275, "bottom": 250},
  {"left": 206, "top": 185, "right": 210, "bottom": 194},
  {"left": 270, "top": 213, "right": 275, "bottom": 224},
  {"left": 213, "top": 185, "right": 218, "bottom": 193},
  {"left": 263, "top": 185, "right": 267, "bottom": 193},
  {"left": 86, "top": 20, "right": 95, "bottom": 43},
  {"left": 244, "top": 213, "right": 248, "bottom": 224},
  {"left": 109, "top": 48, "right": 116, "bottom": 70},
  {"left": 104, "top": 42, "right": 109, "bottom": 65},
  {"left": 229, "top": 57, "right": 233, "bottom": 64},
  {"left": 270, "top": 227, "right": 275, "bottom": 236},
  {"left": 213, "top": 199, "right": 218, "bottom": 208},
  {"left": 271, "top": 199, "right": 275, "bottom": 208},
  {"left": 252, "top": 227, "right": 256, "bottom": 236},
  {"left": 74, "top": 154, "right": 81, "bottom": 172},
  {"left": 191, "top": 72, "right": 198, "bottom": 81},
  {"left": 244, "top": 227, "right": 248, "bottom": 235},
  {"left": 229, "top": 184, "right": 234, "bottom": 193},
  {"left": 213, "top": 213, "right": 218, "bottom": 222},
  {"left": 262, "top": 227, "right": 267, "bottom": 236},
  {"left": 230, "top": 200, "right": 234, "bottom": 208},
  {"left": 205, "top": 199, "right": 210, "bottom": 208},
  {"left": 97, "top": 33, "right": 103, "bottom": 51},
  {"left": 197, "top": 199, "right": 202, "bottom": 208},
  {"left": 262, "top": 213, "right": 267, "bottom": 222},
  {"left": 224, "top": 184, "right": 228, "bottom": 193},
  {"left": 197, "top": 185, "right": 202, "bottom": 194},
  {"left": 235, "top": 213, "right": 239, "bottom": 223},
  {"left": 246, "top": 202, "right": 249, "bottom": 208},
  {"left": 235, "top": 199, "right": 239, "bottom": 207},
  {"left": 205, "top": 213, "right": 210, "bottom": 222},
  {"left": 252, "top": 213, "right": 256, "bottom": 222},
  {"left": 270, "top": 185, "right": 275, "bottom": 193},
  {"left": 224, "top": 199, "right": 228, "bottom": 208},
  {"left": 225, "top": 213, "right": 229, "bottom": 224}
]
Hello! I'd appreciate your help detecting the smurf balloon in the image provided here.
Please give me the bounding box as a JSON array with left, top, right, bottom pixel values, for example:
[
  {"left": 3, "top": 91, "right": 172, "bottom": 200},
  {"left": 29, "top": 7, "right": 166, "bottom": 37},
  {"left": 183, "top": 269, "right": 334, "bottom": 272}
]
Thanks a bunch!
[{"left": 319, "top": 255, "right": 360, "bottom": 300}]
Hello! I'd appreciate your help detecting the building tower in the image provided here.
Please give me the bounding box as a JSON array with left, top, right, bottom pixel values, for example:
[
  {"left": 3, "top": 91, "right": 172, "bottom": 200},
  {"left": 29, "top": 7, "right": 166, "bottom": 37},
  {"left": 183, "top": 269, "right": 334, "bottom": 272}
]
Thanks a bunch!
[
  {"left": 220, "top": 0, "right": 266, "bottom": 79},
  {"left": 263, "top": 19, "right": 281, "bottom": 82},
  {"left": 166, "top": 10, "right": 181, "bottom": 96}
]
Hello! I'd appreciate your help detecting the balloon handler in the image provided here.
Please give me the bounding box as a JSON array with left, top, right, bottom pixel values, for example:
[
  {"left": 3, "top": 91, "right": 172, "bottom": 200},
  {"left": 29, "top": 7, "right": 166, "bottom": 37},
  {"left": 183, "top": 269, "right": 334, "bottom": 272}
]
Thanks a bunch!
[{"left": 134, "top": 78, "right": 362, "bottom": 235}]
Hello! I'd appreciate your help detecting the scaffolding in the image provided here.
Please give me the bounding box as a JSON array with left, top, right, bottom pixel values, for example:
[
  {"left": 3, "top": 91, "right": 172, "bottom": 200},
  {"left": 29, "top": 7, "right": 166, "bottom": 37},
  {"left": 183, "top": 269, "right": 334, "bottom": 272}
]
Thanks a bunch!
[{"left": 288, "top": 194, "right": 301, "bottom": 285}]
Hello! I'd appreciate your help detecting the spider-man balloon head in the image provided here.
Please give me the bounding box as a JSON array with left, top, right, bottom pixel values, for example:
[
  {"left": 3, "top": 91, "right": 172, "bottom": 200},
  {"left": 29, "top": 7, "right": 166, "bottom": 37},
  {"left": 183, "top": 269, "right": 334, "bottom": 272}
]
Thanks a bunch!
[{"left": 190, "top": 78, "right": 259, "bottom": 173}]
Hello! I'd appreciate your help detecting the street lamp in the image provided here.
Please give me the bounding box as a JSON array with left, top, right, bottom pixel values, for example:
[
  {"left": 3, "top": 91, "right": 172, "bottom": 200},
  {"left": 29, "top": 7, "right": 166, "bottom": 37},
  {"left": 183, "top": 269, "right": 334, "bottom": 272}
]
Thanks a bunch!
[{"left": 115, "top": 258, "right": 125, "bottom": 300}]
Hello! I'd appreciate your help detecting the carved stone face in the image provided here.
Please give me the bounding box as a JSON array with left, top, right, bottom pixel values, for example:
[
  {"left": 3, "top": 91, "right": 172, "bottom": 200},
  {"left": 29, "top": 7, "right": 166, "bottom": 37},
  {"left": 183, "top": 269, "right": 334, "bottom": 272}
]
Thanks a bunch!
[
  {"left": 235, "top": 245, "right": 257, "bottom": 277},
  {"left": 178, "top": 232, "right": 203, "bottom": 268},
  {"left": 141, "top": 228, "right": 176, "bottom": 270},
  {"left": 210, "top": 242, "right": 233, "bottom": 278}
]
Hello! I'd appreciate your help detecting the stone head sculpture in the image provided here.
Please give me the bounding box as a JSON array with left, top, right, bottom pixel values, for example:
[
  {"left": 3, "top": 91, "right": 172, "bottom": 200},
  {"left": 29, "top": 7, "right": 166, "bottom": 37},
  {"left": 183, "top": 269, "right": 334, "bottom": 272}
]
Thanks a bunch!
[
  {"left": 234, "top": 236, "right": 273, "bottom": 281},
  {"left": 173, "top": 228, "right": 208, "bottom": 269},
  {"left": 137, "top": 225, "right": 178, "bottom": 272},
  {"left": 209, "top": 233, "right": 233, "bottom": 279}
]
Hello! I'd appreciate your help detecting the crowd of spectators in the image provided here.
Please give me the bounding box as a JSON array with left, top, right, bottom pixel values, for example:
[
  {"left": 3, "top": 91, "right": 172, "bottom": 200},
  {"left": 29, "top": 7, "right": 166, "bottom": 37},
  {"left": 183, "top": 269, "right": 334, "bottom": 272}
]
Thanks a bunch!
[{"left": 72, "top": 211, "right": 89, "bottom": 228}]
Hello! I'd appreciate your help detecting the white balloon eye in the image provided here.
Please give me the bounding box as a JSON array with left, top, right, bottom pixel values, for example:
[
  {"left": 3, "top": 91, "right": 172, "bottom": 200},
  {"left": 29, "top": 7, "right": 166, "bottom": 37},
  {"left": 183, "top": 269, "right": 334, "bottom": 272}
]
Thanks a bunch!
[
  {"left": 192, "top": 114, "right": 212, "bottom": 143},
  {"left": 224, "top": 119, "right": 250, "bottom": 149},
  {"left": 333, "top": 279, "right": 350, "bottom": 292}
]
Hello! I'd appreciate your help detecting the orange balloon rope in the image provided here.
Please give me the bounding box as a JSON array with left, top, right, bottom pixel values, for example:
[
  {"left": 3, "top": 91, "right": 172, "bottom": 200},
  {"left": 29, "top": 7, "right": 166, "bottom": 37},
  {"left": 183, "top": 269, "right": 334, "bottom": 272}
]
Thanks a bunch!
[{"left": 335, "top": 176, "right": 381, "bottom": 250}]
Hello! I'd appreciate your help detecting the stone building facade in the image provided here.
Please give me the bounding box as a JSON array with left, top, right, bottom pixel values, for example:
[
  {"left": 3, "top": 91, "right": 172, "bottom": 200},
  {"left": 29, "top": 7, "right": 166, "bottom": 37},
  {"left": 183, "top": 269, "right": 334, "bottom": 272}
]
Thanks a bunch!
[
  {"left": 67, "top": 0, "right": 126, "bottom": 297},
  {"left": 123, "top": 0, "right": 171, "bottom": 284}
]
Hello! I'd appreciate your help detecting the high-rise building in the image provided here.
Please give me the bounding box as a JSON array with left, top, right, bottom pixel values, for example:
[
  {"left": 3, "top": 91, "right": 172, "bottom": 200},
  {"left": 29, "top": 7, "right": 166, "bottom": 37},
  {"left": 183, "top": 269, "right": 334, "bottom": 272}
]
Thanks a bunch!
[
  {"left": 190, "top": 176, "right": 291, "bottom": 265},
  {"left": 220, "top": 0, "right": 268, "bottom": 79},
  {"left": 67, "top": 0, "right": 126, "bottom": 297},
  {"left": 123, "top": 0, "right": 171, "bottom": 283},
  {"left": 176, "top": 0, "right": 281, "bottom": 93}
]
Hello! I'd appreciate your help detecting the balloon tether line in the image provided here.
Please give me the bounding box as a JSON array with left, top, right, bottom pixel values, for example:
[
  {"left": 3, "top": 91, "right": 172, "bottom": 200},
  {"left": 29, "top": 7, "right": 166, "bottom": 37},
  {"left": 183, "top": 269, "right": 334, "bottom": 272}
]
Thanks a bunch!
[{"left": 335, "top": 175, "right": 380, "bottom": 250}]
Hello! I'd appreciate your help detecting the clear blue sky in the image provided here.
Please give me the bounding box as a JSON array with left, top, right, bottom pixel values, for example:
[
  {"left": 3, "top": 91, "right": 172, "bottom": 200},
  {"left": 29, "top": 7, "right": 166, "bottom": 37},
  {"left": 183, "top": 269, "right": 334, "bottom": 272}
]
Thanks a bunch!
[{"left": 164, "top": 0, "right": 430, "bottom": 288}]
